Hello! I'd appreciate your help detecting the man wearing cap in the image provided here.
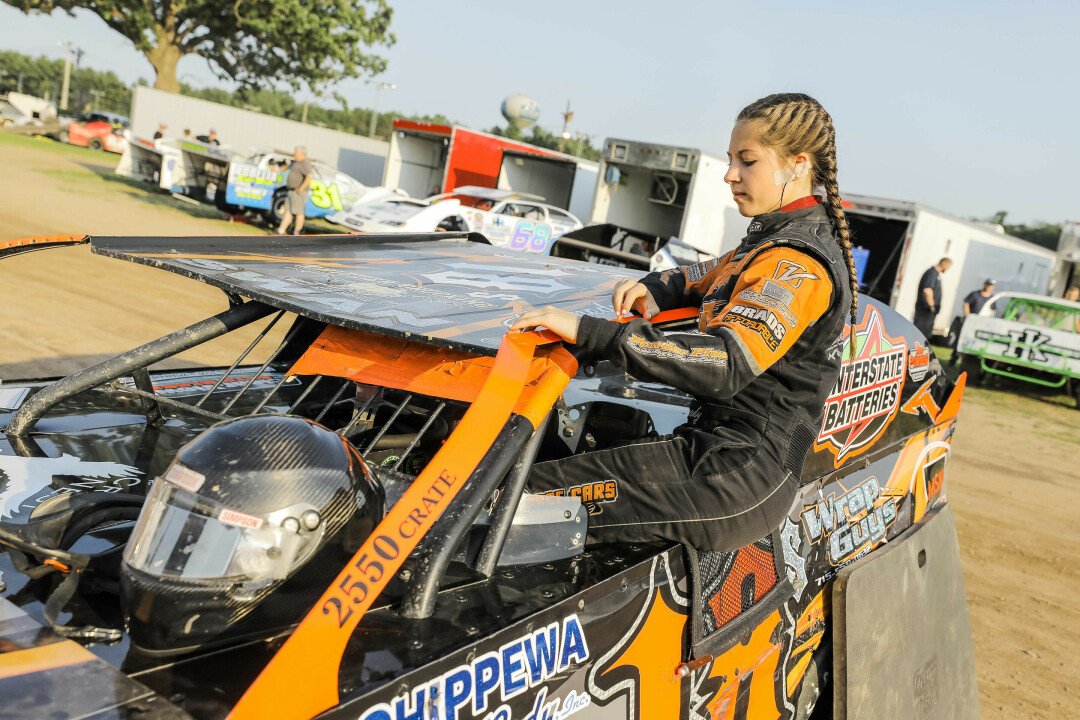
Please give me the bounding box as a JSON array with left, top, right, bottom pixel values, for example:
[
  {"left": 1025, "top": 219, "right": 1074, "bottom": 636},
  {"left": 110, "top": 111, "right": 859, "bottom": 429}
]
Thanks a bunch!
[
  {"left": 963, "top": 279, "right": 997, "bottom": 317},
  {"left": 947, "top": 278, "right": 996, "bottom": 365},
  {"left": 275, "top": 146, "right": 314, "bottom": 236}
]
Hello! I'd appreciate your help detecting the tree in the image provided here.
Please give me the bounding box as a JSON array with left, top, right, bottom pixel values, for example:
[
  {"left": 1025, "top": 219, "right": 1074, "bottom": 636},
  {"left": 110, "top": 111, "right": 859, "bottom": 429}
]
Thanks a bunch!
[
  {"left": 978, "top": 211, "right": 1061, "bottom": 252},
  {"left": 4, "top": 0, "right": 395, "bottom": 93}
]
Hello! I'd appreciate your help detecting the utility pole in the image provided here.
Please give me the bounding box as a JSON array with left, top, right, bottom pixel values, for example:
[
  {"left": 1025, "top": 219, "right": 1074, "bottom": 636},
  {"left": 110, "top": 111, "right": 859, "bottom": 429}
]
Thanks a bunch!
[
  {"left": 301, "top": 98, "right": 309, "bottom": 124},
  {"left": 58, "top": 41, "right": 73, "bottom": 111},
  {"left": 365, "top": 80, "right": 396, "bottom": 138},
  {"left": 558, "top": 101, "right": 573, "bottom": 153},
  {"left": 73, "top": 48, "right": 84, "bottom": 110}
]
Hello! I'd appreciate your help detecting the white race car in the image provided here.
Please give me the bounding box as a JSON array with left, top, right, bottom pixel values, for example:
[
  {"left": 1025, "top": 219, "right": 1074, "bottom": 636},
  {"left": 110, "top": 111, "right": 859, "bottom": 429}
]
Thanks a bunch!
[{"left": 327, "top": 186, "right": 584, "bottom": 254}]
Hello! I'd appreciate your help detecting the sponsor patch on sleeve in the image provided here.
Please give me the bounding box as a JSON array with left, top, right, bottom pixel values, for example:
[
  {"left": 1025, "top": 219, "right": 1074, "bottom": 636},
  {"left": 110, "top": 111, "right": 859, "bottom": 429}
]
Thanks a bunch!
[
  {"left": 626, "top": 334, "right": 728, "bottom": 365},
  {"left": 683, "top": 258, "right": 719, "bottom": 283},
  {"left": 721, "top": 304, "right": 788, "bottom": 351},
  {"left": 772, "top": 260, "right": 819, "bottom": 288},
  {"left": 737, "top": 287, "right": 798, "bottom": 326}
]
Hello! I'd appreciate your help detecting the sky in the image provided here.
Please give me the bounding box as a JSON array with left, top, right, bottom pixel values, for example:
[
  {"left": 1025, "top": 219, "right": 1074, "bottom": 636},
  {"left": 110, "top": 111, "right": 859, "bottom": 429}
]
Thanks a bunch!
[{"left": 2, "top": 0, "right": 1077, "bottom": 224}]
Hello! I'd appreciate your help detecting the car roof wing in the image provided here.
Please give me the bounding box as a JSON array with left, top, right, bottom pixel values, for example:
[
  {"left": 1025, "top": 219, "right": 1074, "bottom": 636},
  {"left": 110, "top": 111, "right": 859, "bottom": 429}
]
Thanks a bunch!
[
  {"left": 90, "top": 234, "right": 644, "bottom": 356},
  {"left": 430, "top": 186, "right": 546, "bottom": 203}
]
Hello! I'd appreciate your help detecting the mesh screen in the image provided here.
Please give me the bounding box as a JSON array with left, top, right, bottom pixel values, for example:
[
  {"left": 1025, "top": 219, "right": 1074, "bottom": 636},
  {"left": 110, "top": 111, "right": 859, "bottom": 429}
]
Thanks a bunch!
[{"left": 701, "top": 537, "right": 779, "bottom": 635}]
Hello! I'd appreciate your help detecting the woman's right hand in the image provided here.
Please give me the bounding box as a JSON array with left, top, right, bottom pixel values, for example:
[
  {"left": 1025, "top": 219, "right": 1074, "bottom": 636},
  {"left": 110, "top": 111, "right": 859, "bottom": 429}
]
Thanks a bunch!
[{"left": 612, "top": 279, "right": 659, "bottom": 320}]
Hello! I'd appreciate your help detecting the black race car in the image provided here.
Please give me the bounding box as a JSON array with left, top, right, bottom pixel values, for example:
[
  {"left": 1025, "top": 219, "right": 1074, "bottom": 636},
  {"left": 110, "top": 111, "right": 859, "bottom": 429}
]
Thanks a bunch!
[{"left": 0, "top": 233, "right": 979, "bottom": 719}]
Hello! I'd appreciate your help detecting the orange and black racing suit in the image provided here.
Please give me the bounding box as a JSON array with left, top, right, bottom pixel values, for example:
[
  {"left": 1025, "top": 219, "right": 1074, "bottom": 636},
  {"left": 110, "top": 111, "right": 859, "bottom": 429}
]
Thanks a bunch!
[{"left": 528, "top": 200, "right": 852, "bottom": 552}]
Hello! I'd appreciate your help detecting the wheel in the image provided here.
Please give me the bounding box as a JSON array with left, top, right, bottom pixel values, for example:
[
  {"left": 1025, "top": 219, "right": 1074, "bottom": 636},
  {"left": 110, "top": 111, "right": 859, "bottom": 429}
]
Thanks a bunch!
[
  {"left": 58, "top": 129, "right": 69, "bottom": 144},
  {"left": 87, "top": 137, "right": 104, "bottom": 151},
  {"left": 959, "top": 354, "right": 982, "bottom": 386},
  {"left": 266, "top": 188, "right": 289, "bottom": 226},
  {"left": 435, "top": 215, "right": 467, "bottom": 232}
]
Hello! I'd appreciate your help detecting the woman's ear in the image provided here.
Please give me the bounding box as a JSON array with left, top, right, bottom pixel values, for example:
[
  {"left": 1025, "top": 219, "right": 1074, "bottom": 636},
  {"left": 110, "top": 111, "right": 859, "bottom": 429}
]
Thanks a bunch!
[{"left": 793, "top": 151, "right": 812, "bottom": 179}]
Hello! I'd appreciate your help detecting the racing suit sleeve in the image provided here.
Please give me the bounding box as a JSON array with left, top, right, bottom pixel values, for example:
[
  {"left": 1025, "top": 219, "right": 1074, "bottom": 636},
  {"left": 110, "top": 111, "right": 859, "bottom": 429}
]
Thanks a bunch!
[
  {"left": 638, "top": 251, "right": 738, "bottom": 311},
  {"left": 577, "top": 248, "right": 834, "bottom": 402}
]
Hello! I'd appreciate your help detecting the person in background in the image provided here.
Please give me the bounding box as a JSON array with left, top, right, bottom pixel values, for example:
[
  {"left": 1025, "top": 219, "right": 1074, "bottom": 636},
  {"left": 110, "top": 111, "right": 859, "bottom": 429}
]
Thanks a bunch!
[
  {"left": 153, "top": 122, "right": 167, "bottom": 140},
  {"left": 275, "top": 146, "right": 314, "bottom": 236},
  {"left": 914, "top": 257, "right": 952, "bottom": 340},
  {"left": 195, "top": 129, "right": 220, "bottom": 146},
  {"left": 183, "top": 128, "right": 192, "bottom": 139},
  {"left": 964, "top": 278, "right": 996, "bottom": 316},
  {"left": 947, "top": 278, "right": 995, "bottom": 365},
  {"left": 1065, "top": 286, "right": 1080, "bottom": 302}
]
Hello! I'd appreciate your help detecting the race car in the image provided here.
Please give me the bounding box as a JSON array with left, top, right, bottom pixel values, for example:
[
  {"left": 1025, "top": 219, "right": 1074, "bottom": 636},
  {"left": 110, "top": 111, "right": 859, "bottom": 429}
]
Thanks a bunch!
[
  {"left": 59, "top": 111, "right": 130, "bottom": 153},
  {"left": 328, "top": 186, "right": 583, "bottom": 254},
  {"left": 0, "top": 233, "right": 978, "bottom": 720},
  {"left": 222, "top": 151, "right": 395, "bottom": 225},
  {"left": 954, "top": 290, "right": 1080, "bottom": 405}
]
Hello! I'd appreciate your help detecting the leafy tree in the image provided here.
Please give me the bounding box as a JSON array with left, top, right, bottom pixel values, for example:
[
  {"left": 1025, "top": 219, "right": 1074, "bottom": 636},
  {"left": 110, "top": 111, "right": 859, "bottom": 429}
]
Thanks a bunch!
[
  {"left": 0, "top": 50, "right": 138, "bottom": 114},
  {"left": 489, "top": 123, "right": 601, "bottom": 162},
  {"left": 3, "top": 0, "right": 395, "bottom": 93},
  {"left": 978, "top": 211, "right": 1061, "bottom": 251}
]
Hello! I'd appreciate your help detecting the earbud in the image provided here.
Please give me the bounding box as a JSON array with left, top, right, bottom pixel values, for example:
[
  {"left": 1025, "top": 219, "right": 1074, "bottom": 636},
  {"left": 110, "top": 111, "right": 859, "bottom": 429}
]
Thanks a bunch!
[{"left": 773, "top": 159, "right": 812, "bottom": 186}]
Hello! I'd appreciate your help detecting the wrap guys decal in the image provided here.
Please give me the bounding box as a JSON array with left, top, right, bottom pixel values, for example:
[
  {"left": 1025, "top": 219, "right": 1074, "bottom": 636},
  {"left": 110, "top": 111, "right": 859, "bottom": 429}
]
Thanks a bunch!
[{"left": 815, "top": 305, "right": 908, "bottom": 466}]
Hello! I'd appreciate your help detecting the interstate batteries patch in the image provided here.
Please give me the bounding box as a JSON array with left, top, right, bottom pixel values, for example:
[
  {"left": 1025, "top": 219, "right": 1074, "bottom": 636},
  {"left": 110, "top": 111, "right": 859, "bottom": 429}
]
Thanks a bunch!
[{"left": 815, "top": 305, "right": 907, "bottom": 465}]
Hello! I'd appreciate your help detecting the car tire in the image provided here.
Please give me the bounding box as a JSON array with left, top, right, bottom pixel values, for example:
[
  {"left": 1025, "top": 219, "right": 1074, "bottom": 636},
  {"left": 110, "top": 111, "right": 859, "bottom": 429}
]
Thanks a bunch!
[
  {"left": 959, "top": 354, "right": 982, "bottom": 386},
  {"left": 87, "top": 137, "right": 104, "bottom": 151},
  {"left": 266, "top": 188, "right": 289, "bottom": 226},
  {"left": 436, "top": 215, "right": 467, "bottom": 232},
  {"left": 58, "top": 129, "right": 69, "bottom": 144}
]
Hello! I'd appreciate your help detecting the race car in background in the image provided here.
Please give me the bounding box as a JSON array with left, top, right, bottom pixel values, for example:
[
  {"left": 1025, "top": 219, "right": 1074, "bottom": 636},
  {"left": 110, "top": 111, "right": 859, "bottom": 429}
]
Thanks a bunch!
[
  {"left": 59, "top": 111, "right": 130, "bottom": 153},
  {"left": 954, "top": 291, "right": 1080, "bottom": 406},
  {"left": 328, "top": 186, "right": 583, "bottom": 253},
  {"left": 222, "top": 151, "right": 396, "bottom": 225}
]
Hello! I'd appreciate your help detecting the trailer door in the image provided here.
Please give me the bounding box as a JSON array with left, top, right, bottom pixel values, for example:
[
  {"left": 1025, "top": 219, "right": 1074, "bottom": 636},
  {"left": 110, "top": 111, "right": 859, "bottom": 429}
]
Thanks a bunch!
[
  {"left": 497, "top": 150, "right": 576, "bottom": 210},
  {"left": 394, "top": 132, "right": 448, "bottom": 197}
]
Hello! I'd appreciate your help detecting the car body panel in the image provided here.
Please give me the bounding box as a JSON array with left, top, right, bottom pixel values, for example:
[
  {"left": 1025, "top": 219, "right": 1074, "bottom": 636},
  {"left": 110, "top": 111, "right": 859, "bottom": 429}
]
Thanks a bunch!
[
  {"left": 0, "top": 234, "right": 970, "bottom": 720},
  {"left": 956, "top": 291, "right": 1080, "bottom": 387},
  {"left": 223, "top": 153, "right": 379, "bottom": 218}
]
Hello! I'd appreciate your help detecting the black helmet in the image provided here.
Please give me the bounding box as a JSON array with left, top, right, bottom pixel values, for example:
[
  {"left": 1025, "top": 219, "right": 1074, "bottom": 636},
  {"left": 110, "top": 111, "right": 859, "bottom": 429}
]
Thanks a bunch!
[{"left": 120, "top": 415, "right": 384, "bottom": 656}]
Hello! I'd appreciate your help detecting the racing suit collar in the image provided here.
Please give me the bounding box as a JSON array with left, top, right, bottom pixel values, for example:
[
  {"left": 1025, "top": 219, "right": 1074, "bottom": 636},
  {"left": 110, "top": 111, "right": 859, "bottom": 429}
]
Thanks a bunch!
[{"left": 745, "top": 203, "right": 829, "bottom": 237}]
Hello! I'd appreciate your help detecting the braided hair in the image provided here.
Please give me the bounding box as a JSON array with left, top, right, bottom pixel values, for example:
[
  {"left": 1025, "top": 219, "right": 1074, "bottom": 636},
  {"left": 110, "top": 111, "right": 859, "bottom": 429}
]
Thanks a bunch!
[{"left": 737, "top": 93, "right": 859, "bottom": 359}]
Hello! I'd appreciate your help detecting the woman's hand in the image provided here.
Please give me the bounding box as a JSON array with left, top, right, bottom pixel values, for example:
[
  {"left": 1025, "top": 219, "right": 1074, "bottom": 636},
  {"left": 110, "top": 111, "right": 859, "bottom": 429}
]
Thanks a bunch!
[
  {"left": 509, "top": 306, "right": 581, "bottom": 343},
  {"left": 612, "top": 279, "right": 659, "bottom": 319}
]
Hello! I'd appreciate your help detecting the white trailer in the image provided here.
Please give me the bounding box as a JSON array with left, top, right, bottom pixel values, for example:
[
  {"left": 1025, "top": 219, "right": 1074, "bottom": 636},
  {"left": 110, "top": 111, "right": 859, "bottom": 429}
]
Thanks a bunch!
[
  {"left": 843, "top": 193, "right": 1059, "bottom": 336},
  {"left": 589, "top": 138, "right": 744, "bottom": 258},
  {"left": 1052, "top": 221, "right": 1080, "bottom": 297}
]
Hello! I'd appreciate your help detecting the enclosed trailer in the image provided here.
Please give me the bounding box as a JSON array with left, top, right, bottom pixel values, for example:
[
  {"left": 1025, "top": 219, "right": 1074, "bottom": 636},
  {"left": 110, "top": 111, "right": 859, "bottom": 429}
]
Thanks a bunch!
[
  {"left": 844, "top": 193, "right": 1058, "bottom": 336},
  {"left": 382, "top": 121, "right": 597, "bottom": 220},
  {"left": 589, "top": 138, "right": 744, "bottom": 258},
  {"left": 115, "top": 137, "right": 186, "bottom": 192},
  {"left": 1052, "top": 221, "right": 1080, "bottom": 297}
]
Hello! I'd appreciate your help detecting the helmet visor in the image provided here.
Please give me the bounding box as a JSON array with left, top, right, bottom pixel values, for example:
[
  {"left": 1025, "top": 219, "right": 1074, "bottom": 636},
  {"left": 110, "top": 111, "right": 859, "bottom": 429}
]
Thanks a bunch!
[{"left": 124, "top": 479, "right": 301, "bottom": 583}]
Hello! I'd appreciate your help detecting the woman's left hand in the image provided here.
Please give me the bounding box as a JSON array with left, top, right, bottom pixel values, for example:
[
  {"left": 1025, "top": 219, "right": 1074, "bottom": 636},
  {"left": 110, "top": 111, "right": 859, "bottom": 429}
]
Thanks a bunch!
[{"left": 509, "top": 306, "right": 581, "bottom": 343}]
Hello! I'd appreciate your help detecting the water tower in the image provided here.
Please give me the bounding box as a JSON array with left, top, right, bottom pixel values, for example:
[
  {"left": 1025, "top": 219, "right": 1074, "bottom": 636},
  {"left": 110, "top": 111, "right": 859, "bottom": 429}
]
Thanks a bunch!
[{"left": 501, "top": 93, "right": 541, "bottom": 130}]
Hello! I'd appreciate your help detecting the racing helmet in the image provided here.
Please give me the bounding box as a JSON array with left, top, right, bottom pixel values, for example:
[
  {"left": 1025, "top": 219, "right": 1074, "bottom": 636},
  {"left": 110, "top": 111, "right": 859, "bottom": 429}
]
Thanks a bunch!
[{"left": 120, "top": 415, "right": 384, "bottom": 656}]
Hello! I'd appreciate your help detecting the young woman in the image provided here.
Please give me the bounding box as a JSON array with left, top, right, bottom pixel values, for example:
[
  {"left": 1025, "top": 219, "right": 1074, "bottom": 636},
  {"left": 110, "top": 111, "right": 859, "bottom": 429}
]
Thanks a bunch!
[{"left": 510, "top": 93, "right": 859, "bottom": 553}]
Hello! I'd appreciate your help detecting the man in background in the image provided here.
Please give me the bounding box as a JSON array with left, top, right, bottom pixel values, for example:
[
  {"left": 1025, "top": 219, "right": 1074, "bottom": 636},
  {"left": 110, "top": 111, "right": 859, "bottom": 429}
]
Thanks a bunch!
[
  {"left": 196, "top": 129, "right": 220, "bottom": 146},
  {"left": 947, "top": 278, "right": 995, "bottom": 365},
  {"left": 182, "top": 128, "right": 192, "bottom": 139},
  {"left": 153, "top": 122, "right": 167, "bottom": 140},
  {"left": 914, "top": 257, "right": 952, "bottom": 340},
  {"left": 1065, "top": 286, "right": 1080, "bottom": 303},
  {"left": 276, "top": 146, "right": 314, "bottom": 236}
]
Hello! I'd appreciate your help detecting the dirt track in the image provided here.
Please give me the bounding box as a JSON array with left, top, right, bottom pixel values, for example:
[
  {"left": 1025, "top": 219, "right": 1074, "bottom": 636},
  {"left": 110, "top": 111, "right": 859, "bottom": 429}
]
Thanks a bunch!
[{"left": 2, "top": 135, "right": 1078, "bottom": 718}]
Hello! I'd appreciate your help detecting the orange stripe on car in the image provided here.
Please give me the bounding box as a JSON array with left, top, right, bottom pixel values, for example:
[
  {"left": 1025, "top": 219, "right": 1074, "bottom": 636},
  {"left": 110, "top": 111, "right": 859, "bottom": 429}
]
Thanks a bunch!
[
  {"left": 0, "top": 640, "right": 96, "bottom": 680},
  {"left": 228, "top": 331, "right": 569, "bottom": 720}
]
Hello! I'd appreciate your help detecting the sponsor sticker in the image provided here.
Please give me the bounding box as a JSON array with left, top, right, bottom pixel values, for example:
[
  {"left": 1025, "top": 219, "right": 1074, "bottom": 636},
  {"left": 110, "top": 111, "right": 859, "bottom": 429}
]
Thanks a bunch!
[
  {"left": 165, "top": 463, "right": 206, "bottom": 493},
  {"left": 219, "top": 507, "right": 264, "bottom": 530},
  {"left": 801, "top": 475, "right": 899, "bottom": 566},
  {"left": 737, "top": 287, "right": 798, "bottom": 326},
  {"left": 815, "top": 305, "right": 907, "bottom": 465},
  {"left": 542, "top": 480, "right": 619, "bottom": 515},
  {"left": 117, "top": 370, "right": 299, "bottom": 399},
  {"left": 908, "top": 343, "right": 931, "bottom": 382},
  {"left": 357, "top": 615, "right": 590, "bottom": 720}
]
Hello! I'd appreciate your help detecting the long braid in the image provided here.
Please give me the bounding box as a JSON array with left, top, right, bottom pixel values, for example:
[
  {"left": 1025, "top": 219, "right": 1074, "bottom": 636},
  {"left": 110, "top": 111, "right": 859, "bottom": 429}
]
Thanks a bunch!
[
  {"left": 819, "top": 121, "right": 859, "bottom": 359},
  {"left": 738, "top": 93, "right": 860, "bottom": 359}
]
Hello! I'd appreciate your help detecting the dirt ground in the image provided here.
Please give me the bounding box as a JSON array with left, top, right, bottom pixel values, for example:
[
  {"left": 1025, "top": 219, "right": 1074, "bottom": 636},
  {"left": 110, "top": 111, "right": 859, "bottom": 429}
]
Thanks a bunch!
[{"left": 2, "top": 135, "right": 1078, "bottom": 718}]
